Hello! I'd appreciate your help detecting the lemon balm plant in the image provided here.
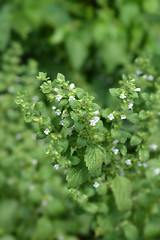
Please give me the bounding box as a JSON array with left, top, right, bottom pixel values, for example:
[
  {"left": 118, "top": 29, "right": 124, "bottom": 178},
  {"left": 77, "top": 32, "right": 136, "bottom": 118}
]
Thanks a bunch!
[{"left": 17, "top": 58, "right": 160, "bottom": 240}]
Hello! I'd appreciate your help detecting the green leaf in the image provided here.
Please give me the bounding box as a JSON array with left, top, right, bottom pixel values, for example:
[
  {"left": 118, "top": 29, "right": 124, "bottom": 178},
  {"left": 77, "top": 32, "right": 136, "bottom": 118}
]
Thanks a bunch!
[
  {"left": 57, "top": 73, "right": 65, "bottom": 81},
  {"left": 74, "top": 121, "right": 85, "bottom": 132},
  {"left": 109, "top": 88, "right": 121, "bottom": 98},
  {"left": 144, "top": 217, "right": 160, "bottom": 238},
  {"left": 70, "top": 111, "right": 79, "bottom": 121},
  {"left": 130, "top": 135, "right": 142, "bottom": 146},
  {"left": 77, "top": 137, "right": 88, "bottom": 148},
  {"left": 102, "top": 108, "right": 112, "bottom": 119},
  {"left": 34, "top": 102, "right": 45, "bottom": 115},
  {"left": 139, "top": 110, "right": 148, "bottom": 119},
  {"left": 118, "top": 130, "right": 131, "bottom": 143},
  {"left": 32, "top": 217, "right": 53, "bottom": 240},
  {"left": 37, "top": 72, "right": 49, "bottom": 81},
  {"left": 119, "top": 145, "right": 127, "bottom": 155},
  {"left": 112, "top": 175, "right": 132, "bottom": 211},
  {"left": 104, "top": 152, "right": 112, "bottom": 165},
  {"left": 127, "top": 113, "right": 139, "bottom": 123},
  {"left": 76, "top": 88, "right": 85, "bottom": 99},
  {"left": 84, "top": 145, "right": 105, "bottom": 176},
  {"left": 66, "top": 28, "right": 91, "bottom": 70},
  {"left": 138, "top": 149, "right": 149, "bottom": 162},
  {"left": 43, "top": 116, "right": 51, "bottom": 125},
  {"left": 123, "top": 222, "right": 139, "bottom": 240},
  {"left": 69, "top": 99, "right": 79, "bottom": 111},
  {"left": 66, "top": 163, "right": 88, "bottom": 187},
  {"left": 70, "top": 156, "right": 81, "bottom": 166},
  {"left": 24, "top": 112, "right": 33, "bottom": 122}
]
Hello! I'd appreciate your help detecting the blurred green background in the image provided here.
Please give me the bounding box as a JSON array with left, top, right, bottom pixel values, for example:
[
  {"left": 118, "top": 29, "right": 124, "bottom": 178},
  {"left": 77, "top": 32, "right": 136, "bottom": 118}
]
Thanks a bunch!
[{"left": 0, "top": 0, "right": 160, "bottom": 239}]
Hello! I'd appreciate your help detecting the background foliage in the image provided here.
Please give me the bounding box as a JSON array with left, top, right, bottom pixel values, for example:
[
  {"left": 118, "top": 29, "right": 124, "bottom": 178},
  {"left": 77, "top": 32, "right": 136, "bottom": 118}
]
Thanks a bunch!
[{"left": 0, "top": 0, "right": 160, "bottom": 239}]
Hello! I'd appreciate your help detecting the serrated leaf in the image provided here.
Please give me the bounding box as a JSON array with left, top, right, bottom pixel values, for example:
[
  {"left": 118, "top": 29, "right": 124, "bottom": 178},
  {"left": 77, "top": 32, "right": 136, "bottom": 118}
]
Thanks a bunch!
[
  {"left": 112, "top": 175, "right": 132, "bottom": 211},
  {"left": 70, "top": 156, "right": 80, "bottom": 166},
  {"left": 127, "top": 113, "right": 139, "bottom": 123},
  {"left": 24, "top": 112, "right": 33, "bottom": 122},
  {"left": 77, "top": 137, "right": 88, "bottom": 148},
  {"left": 118, "top": 130, "right": 131, "bottom": 143},
  {"left": 69, "top": 99, "right": 79, "bottom": 111},
  {"left": 130, "top": 135, "right": 142, "bottom": 146},
  {"left": 42, "top": 116, "right": 51, "bottom": 125},
  {"left": 123, "top": 222, "right": 139, "bottom": 240},
  {"left": 104, "top": 152, "right": 112, "bottom": 165},
  {"left": 102, "top": 108, "right": 112, "bottom": 119},
  {"left": 34, "top": 102, "right": 45, "bottom": 115},
  {"left": 57, "top": 73, "right": 65, "bottom": 81},
  {"left": 76, "top": 88, "right": 85, "bottom": 99},
  {"left": 84, "top": 145, "right": 105, "bottom": 176},
  {"left": 109, "top": 88, "right": 121, "bottom": 97},
  {"left": 70, "top": 111, "right": 79, "bottom": 121},
  {"left": 74, "top": 121, "right": 85, "bottom": 132},
  {"left": 138, "top": 149, "right": 149, "bottom": 162},
  {"left": 58, "top": 99, "right": 68, "bottom": 107},
  {"left": 66, "top": 163, "right": 88, "bottom": 187},
  {"left": 139, "top": 110, "right": 148, "bottom": 119}
]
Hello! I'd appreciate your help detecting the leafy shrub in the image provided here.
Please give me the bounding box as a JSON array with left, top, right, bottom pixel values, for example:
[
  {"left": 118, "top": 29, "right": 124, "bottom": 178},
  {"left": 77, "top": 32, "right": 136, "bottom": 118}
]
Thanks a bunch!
[
  {"left": 0, "top": 43, "right": 95, "bottom": 240},
  {"left": 1, "top": 0, "right": 160, "bottom": 105},
  {"left": 17, "top": 57, "right": 160, "bottom": 239}
]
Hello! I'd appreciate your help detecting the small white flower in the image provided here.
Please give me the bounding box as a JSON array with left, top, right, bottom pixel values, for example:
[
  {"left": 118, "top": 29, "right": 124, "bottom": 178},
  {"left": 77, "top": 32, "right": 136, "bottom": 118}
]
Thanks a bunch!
[
  {"left": 137, "top": 162, "right": 142, "bottom": 167},
  {"left": 7, "top": 178, "right": 14, "bottom": 185},
  {"left": 148, "top": 75, "right": 154, "bottom": 81},
  {"left": 108, "top": 113, "right": 114, "bottom": 120},
  {"left": 31, "top": 159, "right": 38, "bottom": 165},
  {"left": 134, "top": 88, "right": 141, "bottom": 92},
  {"left": 59, "top": 120, "right": 64, "bottom": 126},
  {"left": 15, "top": 133, "right": 22, "bottom": 140},
  {"left": 125, "top": 159, "right": 131, "bottom": 165},
  {"left": 111, "top": 148, "right": 119, "bottom": 155},
  {"left": 69, "top": 125, "right": 74, "bottom": 132},
  {"left": 115, "top": 226, "right": 119, "bottom": 232},
  {"left": 61, "top": 113, "right": 67, "bottom": 118},
  {"left": 142, "top": 75, "right": 147, "bottom": 79},
  {"left": 44, "top": 128, "right": 50, "bottom": 135},
  {"left": 154, "top": 168, "right": 160, "bottom": 175},
  {"left": 70, "top": 83, "right": 75, "bottom": 89},
  {"left": 36, "top": 207, "right": 42, "bottom": 213},
  {"left": 52, "top": 106, "right": 56, "bottom": 110},
  {"left": 14, "top": 76, "right": 21, "bottom": 83},
  {"left": 55, "top": 109, "right": 61, "bottom": 116},
  {"left": 143, "top": 162, "right": 147, "bottom": 168},
  {"left": 94, "top": 110, "right": 99, "bottom": 115},
  {"left": 54, "top": 88, "right": 59, "bottom": 92},
  {"left": 113, "top": 139, "right": 118, "bottom": 145},
  {"left": 32, "top": 96, "right": 39, "bottom": 103},
  {"left": 54, "top": 164, "right": 59, "bottom": 170},
  {"left": 128, "top": 102, "right": 133, "bottom": 110},
  {"left": 120, "top": 93, "right": 126, "bottom": 99},
  {"left": 32, "top": 133, "right": 37, "bottom": 140},
  {"left": 69, "top": 96, "right": 75, "bottom": 101},
  {"left": 93, "top": 116, "right": 100, "bottom": 122},
  {"left": 29, "top": 184, "right": 35, "bottom": 191},
  {"left": 89, "top": 120, "right": 96, "bottom": 126},
  {"left": 149, "top": 144, "right": 158, "bottom": 150},
  {"left": 120, "top": 169, "right": 124, "bottom": 176},
  {"left": 136, "top": 70, "right": 143, "bottom": 75},
  {"left": 8, "top": 86, "right": 15, "bottom": 93},
  {"left": 121, "top": 115, "right": 126, "bottom": 119},
  {"left": 56, "top": 94, "right": 62, "bottom": 101},
  {"left": 93, "top": 181, "right": 100, "bottom": 188},
  {"left": 42, "top": 200, "right": 48, "bottom": 206}
]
